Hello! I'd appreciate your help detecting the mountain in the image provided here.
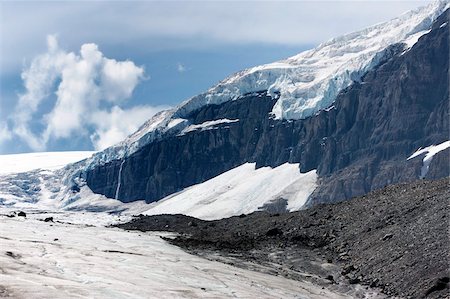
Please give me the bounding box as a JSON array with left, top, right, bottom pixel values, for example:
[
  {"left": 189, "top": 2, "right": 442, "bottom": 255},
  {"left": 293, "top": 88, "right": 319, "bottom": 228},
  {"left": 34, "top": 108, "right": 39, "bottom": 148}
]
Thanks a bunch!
[
  {"left": 83, "top": 2, "right": 449, "bottom": 204},
  {"left": 1, "top": 1, "right": 449, "bottom": 218}
]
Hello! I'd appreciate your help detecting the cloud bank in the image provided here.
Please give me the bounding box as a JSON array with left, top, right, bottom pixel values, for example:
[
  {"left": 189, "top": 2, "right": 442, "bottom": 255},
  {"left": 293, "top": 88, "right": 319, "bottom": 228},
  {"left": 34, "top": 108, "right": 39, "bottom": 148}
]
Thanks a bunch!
[
  {"left": 1, "top": 1, "right": 430, "bottom": 74},
  {"left": 13, "top": 35, "right": 167, "bottom": 151}
]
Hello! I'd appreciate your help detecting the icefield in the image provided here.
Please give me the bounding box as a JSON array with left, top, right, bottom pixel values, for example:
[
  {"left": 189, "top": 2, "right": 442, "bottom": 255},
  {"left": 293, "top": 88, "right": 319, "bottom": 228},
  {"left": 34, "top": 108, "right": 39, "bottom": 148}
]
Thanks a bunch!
[{"left": 0, "top": 151, "right": 95, "bottom": 175}]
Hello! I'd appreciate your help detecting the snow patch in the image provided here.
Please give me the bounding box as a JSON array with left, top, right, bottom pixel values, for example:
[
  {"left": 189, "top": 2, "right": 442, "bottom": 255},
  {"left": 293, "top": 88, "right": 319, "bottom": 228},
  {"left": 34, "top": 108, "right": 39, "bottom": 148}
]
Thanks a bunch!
[
  {"left": 407, "top": 140, "right": 450, "bottom": 178},
  {"left": 402, "top": 29, "right": 431, "bottom": 49},
  {"left": 181, "top": 118, "right": 239, "bottom": 134},
  {"left": 144, "top": 163, "right": 317, "bottom": 220},
  {"left": 167, "top": 118, "right": 187, "bottom": 129}
]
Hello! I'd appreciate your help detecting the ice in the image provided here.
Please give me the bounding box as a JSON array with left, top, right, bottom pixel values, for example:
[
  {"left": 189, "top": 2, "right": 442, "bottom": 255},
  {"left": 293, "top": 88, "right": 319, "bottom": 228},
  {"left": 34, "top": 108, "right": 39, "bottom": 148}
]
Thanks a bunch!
[
  {"left": 0, "top": 151, "right": 95, "bottom": 175},
  {"left": 402, "top": 29, "right": 431, "bottom": 49},
  {"left": 407, "top": 140, "right": 450, "bottom": 178},
  {"left": 0, "top": 215, "right": 351, "bottom": 299},
  {"left": 0, "top": 164, "right": 147, "bottom": 215},
  {"left": 173, "top": 0, "right": 447, "bottom": 121},
  {"left": 144, "top": 163, "right": 317, "bottom": 220}
]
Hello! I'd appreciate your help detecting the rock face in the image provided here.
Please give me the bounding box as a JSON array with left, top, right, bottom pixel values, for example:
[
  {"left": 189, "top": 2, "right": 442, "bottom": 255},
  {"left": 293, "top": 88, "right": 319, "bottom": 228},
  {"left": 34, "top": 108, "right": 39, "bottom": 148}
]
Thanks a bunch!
[{"left": 86, "top": 10, "right": 449, "bottom": 204}]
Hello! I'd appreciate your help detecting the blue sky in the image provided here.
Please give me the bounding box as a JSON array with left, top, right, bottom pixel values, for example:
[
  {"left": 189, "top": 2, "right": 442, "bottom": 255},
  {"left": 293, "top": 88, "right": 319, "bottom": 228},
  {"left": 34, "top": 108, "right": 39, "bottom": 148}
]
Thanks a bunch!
[{"left": 0, "top": 1, "right": 430, "bottom": 154}]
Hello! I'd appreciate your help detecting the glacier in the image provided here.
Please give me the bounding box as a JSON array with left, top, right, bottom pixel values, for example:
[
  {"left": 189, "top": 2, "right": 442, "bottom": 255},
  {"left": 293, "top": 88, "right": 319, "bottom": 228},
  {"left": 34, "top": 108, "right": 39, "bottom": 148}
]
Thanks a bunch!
[
  {"left": 171, "top": 0, "right": 448, "bottom": 120},
  {"left": 0, "top": 214, "right": 355, "bottom": 299},
  {"left": 0, "top": 151, "right": 95, "bottom": 175},
  {"left": 407, "top": 140, "right": 450, "bottom": 178}
]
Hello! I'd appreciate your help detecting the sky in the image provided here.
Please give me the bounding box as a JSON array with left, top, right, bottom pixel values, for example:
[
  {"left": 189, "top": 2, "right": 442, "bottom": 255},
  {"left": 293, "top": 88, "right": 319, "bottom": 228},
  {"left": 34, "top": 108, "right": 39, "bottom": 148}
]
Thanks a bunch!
[{"left": 0, "top": 0, "right": 431, "bottom": 154}]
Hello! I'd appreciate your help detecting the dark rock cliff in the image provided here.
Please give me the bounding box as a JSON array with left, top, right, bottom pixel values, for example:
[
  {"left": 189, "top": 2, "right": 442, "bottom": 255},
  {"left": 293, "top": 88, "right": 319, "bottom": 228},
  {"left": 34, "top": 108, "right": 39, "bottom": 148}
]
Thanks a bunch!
[{"left": 86, "top": 10, "right": 449, "bottom": 204}]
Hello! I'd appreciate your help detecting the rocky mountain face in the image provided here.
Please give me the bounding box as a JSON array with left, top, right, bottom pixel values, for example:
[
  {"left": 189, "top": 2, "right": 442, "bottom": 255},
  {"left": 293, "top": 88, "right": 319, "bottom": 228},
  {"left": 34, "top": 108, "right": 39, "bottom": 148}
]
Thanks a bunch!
[{"left": 86, "top": 9, "right": 449, "bottom": 205}]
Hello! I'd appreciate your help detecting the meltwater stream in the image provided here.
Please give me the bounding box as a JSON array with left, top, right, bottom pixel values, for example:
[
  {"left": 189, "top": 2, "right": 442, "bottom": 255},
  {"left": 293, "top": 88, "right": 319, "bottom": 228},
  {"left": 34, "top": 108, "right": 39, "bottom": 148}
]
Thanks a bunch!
[{"left": 115, "top": 160, "right": 125, "bottom": 200}]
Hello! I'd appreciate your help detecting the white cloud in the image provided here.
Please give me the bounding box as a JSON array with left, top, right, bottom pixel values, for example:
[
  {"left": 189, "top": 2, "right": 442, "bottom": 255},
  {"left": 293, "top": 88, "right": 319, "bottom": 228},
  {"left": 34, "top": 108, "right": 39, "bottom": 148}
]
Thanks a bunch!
[
  {"left": 0, "top": 122, "right": 12, "bottom": 143},
  {"left": 1, "top": 1, "right": 431, "bottom": 74},
  {"left": 177, "top": 63, "right": 186, "bottom": 73},
  {"left": 12, "top": 35, "right": 166, "bottom": 151},
  {"left": 89, "top": 105, "right": 168, "bottom": 151}
]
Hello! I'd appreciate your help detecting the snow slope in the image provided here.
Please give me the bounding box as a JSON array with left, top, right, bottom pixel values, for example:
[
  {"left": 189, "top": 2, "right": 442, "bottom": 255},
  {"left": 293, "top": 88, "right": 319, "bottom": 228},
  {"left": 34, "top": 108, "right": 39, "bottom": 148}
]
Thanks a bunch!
[
  {"left": 145, "top": 163, "right": 317, "bottom": 220},
  {"left": 65, "top": 1, "right": 448, "bottom": 172},
  {"left": 0, "top": 154, "right": 317, "bottom": 219},
  {"left": 407, "top": 140, "right": 450, "bottom": 178},
  {"left": 0, "top": 215, "right": 352, "bottom": 299},
  {"left": 0, "top": 151, "right": 95, "bottom": 175}
]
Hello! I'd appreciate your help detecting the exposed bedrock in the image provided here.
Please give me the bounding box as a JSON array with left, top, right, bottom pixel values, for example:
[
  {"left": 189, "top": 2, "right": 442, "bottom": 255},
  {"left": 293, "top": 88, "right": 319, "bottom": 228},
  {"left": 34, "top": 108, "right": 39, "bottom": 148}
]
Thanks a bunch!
[{"left": 86, "top": 10, "right": 449, "bottom": 204}]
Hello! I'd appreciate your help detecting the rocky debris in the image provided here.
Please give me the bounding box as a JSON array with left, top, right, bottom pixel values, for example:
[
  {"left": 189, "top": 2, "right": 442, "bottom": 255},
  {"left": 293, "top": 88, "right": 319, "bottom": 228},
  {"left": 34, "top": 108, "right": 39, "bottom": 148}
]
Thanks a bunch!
[
  {"left": 118, "top": 178, "right": 450, "bottom": 298},
  {"left": 425, "top": 277, "right": 450, "bottom": 297},
  {"left": 17, "top": 211, "right": 26, "bottom": 217},
  {"left": 70, "top": 184, "right": 80, "bottom": 193},
  {"left": 0, "top": 285, "right": 14, "bottom": 298},
  {"left": 5, "top": 251, "right": 21, "bottom": 259}
]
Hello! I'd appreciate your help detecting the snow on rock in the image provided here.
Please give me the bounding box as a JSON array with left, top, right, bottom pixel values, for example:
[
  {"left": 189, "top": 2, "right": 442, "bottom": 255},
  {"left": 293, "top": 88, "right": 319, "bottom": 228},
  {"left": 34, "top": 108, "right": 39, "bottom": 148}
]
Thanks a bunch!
[
  {"left": 0, "top": 151, "right": 95, "bottom": 175},
  {"left": 407, "top": 140, "right": 450, "bottom": 178},
  {"left": 181, "top": 118, "right": 239, "bottom": 134},
  {"left": 144, "top": 163, "right": 317, "bottom": 220},
  {"left": 0, "top": 216, "right": 351, "bottom": 299},
  {"left": 167, "top": 117, "right": 188, "bottom": 129}
]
